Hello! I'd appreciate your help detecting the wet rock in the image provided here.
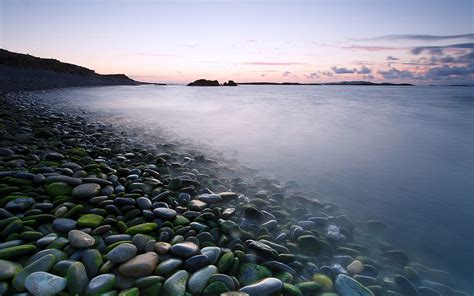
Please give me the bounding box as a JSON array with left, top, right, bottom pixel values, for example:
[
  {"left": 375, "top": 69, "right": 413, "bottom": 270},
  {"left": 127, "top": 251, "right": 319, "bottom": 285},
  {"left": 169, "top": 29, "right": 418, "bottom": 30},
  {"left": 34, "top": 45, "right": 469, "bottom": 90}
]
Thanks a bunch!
[
  {"left": 118, "top": 252, "right": 158, "bottom": 277},
  {"left": 238, "top": 263, "right": 272, "bottom": 286},
  {"left": 85, "top": 273, "right": 116, "bottom": 294},
  {"left": 197, "top": 193, "right": 222, "bottom": 204},
  {"left": 187, "top": 265, "right": 218, "bottom": 294},
  {"left": 335, "top": 274, "right": 374, "bottom": 296},
  {"left": 77, "top": 214, "right": 104, "bottom": 228},
  {"left": 68, "top": 230, "right": 95, "bottom": 248},
  {"left": 66, "top": 261, "right": 88, "bottom": 295},
  {"left": 347, "top": 260, "right": 364, "bottom": 274},
  {"left": 156, "top": 258, "right": 183, "bottom": 277},
  {"left": 170, "top": 242, "right": 200, "bottom": 258},
  {"left": 163, "top": 269, "right": 189, "bottom": 295},
  {"left": 239, "top": 277, "right": 283, "bottom": 295},
  {"left": 107, "top": 243, "right": 137, "bottom": 264},
  {"left": 72, "top": 183, "right": 101, "bottom": 199},
  {"left": 0, "top": 259, "right": 23, "bottom": 280},
  {"left": 153, "top": 208, "right": 177, "bottom": 220},
  {"left": 394, "top": 274, "right": 418, "bottom": 295},
  {"left": 201, "top": 246, "right": 221, "bottom": 265},
  {"left": 25, "top": 271, "right": 66, "bottom": 295},
  {"left": 184, "top": 254, "right": 209, "bottom": 272}
]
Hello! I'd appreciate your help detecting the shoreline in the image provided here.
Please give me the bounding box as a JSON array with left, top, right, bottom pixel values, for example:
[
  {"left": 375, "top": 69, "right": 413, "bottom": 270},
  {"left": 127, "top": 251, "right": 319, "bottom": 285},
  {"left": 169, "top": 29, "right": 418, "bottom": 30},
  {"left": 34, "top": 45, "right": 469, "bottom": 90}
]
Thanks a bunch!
[{"left": 0, "top": 91, "right": 468, "bottom": 295}]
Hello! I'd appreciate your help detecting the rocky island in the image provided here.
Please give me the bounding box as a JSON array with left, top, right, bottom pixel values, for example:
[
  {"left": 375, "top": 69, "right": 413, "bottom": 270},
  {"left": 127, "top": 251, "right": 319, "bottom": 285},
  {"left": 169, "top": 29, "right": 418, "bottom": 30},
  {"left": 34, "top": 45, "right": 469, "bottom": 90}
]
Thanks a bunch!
[{"left": 187, "top": 79, "right": 237, "bottom": 86}]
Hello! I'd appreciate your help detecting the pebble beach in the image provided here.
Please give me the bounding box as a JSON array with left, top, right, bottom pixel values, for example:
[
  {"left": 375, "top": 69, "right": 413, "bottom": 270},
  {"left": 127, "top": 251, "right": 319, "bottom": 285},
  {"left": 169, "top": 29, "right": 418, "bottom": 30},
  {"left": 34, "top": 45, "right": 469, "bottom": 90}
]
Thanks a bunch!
[{"left": 0, "top": 91, "right": 468, "bottom": 296}]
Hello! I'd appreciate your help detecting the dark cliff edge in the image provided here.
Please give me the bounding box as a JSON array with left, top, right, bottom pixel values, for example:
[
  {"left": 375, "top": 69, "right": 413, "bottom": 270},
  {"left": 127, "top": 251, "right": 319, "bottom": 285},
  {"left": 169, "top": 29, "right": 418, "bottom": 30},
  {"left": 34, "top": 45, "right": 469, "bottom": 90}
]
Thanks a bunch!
[{"left": 0, "top": 49, "right": 154, "bottom": 93}]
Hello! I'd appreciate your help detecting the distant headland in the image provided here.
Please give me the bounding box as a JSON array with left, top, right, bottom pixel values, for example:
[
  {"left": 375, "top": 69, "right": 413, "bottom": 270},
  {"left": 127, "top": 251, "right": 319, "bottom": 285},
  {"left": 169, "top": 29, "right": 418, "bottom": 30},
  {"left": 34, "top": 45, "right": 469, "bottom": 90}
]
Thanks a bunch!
[
  {"left": 187, "top": 79, "right": 237, "bottom": 86},
  {"left": 0, "top": 49, "right": 158, "bottom": 93}
]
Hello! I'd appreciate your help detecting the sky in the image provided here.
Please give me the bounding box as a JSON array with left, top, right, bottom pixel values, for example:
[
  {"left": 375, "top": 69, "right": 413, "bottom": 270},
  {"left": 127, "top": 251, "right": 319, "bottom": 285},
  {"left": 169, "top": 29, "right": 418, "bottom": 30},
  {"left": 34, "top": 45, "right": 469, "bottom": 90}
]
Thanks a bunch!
[{"left": 1, "top": 0, "right": 473, "bottom": 84}]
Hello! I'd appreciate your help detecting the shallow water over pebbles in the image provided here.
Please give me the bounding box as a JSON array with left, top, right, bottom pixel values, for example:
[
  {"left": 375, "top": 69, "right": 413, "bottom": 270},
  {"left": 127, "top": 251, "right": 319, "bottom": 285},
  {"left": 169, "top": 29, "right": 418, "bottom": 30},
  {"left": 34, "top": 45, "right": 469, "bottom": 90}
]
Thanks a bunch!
[{"left": 33, "top": 84, "right": 474, "bottom": 290}]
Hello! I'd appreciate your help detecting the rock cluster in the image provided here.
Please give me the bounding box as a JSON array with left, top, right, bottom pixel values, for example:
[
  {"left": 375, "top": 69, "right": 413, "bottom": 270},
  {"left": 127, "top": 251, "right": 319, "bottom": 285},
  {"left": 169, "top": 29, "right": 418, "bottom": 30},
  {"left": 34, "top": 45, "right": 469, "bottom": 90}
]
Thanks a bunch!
[{"left": 0, "top": 93, "right": 466, "bottom": 296}]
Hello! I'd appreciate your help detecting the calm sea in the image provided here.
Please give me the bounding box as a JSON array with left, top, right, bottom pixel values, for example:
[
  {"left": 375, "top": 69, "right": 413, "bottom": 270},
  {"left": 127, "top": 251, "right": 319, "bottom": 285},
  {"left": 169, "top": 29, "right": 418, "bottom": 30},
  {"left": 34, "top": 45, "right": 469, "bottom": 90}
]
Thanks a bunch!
[{"left": 36, "top": 85, "right": 474, "bottom": 290}]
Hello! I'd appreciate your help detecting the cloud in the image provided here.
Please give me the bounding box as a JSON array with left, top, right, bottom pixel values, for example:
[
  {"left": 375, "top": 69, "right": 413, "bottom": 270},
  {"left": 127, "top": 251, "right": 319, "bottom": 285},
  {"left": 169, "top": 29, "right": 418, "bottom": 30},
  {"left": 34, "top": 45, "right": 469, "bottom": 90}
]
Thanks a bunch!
[
  {"left": 356, "top": 66, "right": 372, "bottom": 74},
  {"left": 136, "top": 53, "right": 175, "bottom": 57},
  {"left": 332, "top": 66, "right": 372, "bottom": 75},
  {"left": 387, "top": 56, "right": 399, "bottom": 61},
  {"left": 282, "top": 71, "right": 291, "bottom": 77},
  {"left": 359, "top": 34, "right": 474, "bottom": 42},
  {"left": 424, "top": 64, "right": 474, "bottom": 80},
  {"left": 305, "top": 72, "right": 319, "bottom": 79},
  {"left": 242, "top": 61, "right": 308, "bottom": 66},
  {"left": 411, "top": 43, "right": 474, "bottom": 55},
  {"left": 378, "top": 67, "right": 416, "bottom": 79},
  {"left": 331, "top": 66, "right": 356, "bottom": 74},
  {"left": 364, "top": 74, "right": 375, "bottom": 80},
  {"left": 339, "top": 45, "right": 400, "bottom": 51},
  {"left": 320, "top": 71, "right": 334, "bottom": 77}
]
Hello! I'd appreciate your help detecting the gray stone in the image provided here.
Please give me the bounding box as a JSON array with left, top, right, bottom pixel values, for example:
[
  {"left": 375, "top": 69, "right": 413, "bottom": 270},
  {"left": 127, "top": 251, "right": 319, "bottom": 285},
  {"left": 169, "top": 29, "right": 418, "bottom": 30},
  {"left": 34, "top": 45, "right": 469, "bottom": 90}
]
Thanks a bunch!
[
  {"left": 187, "top": 265, "right": 217, "bottom": 294},
  {"left": 72, "top": 183, "right": 101, "bottom": 199},
  {"left": 85, "top": 273, "right": 116, "bottom": 294},
  {"left": 118, "top": 252, "right": 158, "bottom": 277},
  {"left": 52, "top": 218, "right": 77, "bottom": 232},
  {"left": 196, "top": 193, "right": 222, "bottom": 204},
  {"left": 153, "top": 208, "right": 177, "bottom": 220},
  {"left": 200, "top": 247, "right": 221, "bottom": 265},
  {"left": 335, "top": 274, "right": 374, "bottom": 296},
  {"left": 107, "top": 243, "right": 137, "bottom": 263},
  {"left": 163, "top": 270, "right": 189, "bottom": 296},
  {"left": 68, "top": 230, "right": 95, "bottom": 248},
  {"left": 239, "top": 277, "right": 283, "bottom": 295},
  {"left": 25, "top": 271, "right": 66, "bottom": 295},
  {"left": 170, "top": 242, "right": 199, "bottom": 258}
]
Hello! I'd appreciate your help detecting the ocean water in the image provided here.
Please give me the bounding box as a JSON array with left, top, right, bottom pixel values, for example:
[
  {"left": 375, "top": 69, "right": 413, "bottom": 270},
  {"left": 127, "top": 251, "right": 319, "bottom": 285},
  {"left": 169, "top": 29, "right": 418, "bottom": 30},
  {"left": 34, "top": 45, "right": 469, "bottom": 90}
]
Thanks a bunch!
[{"left": 37, "top": 85, "right": 474, "bottom": 290}]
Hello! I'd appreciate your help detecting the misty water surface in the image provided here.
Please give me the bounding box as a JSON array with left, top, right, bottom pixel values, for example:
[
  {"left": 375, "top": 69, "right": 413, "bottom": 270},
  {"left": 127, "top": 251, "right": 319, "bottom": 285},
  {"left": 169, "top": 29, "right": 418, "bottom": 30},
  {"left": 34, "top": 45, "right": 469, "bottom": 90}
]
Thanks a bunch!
[{"left": 37, "top": 85, "right": 474, "bottom": 289}]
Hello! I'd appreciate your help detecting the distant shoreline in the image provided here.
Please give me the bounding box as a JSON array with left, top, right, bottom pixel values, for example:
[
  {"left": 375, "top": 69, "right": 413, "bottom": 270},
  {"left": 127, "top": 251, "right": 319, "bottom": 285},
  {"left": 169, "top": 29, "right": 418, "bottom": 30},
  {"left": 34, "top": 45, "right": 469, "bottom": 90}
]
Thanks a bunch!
[{"left": 237, "top": 81, "right": 414, "bottom": 86}]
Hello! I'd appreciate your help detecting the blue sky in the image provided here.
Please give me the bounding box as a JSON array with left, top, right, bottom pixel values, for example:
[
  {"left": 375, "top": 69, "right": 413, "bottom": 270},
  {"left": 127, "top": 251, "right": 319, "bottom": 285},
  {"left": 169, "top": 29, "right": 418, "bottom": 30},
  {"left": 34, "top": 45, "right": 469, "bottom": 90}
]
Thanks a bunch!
[{"left": 1, "top": 0, "right": 473, "bottom": 84}]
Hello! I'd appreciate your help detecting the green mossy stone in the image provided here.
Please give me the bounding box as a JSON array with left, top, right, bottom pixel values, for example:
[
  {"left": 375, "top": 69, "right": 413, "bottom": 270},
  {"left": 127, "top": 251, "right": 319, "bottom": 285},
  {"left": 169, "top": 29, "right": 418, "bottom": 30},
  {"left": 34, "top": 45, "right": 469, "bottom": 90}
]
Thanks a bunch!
[
  {"left": 67, "top": 261, "right": 88, "bottom": 295},
  {"left": 6, "top": 177, "right": 35, "bottom": 186},
  {"left": 78, "top": 214, "right": 104, "bottom": 228},
  {"left": 118, "top": 287, "right": 139, "bottom": 296},
  {"left": 1, "top": 219, "right": 23, "bottom": 238},
  {"left": 217, "top": 252, "right": 234, "bottom": 273},
  {"left": 313, "top": 274, "right": 333, "bottom": 292},
  {"left": 238, "top": 263, "right": 272, "bottom": 286},
  {"left": 275, "top": 271, "right": 294, "bottom": 283},
  {"left": 283, "top": 283, "right": 303, "bottom": 296},
  {"left": 13, "top": 254, "right": 56, "bottom": 291},
  {"left": 0, "top": 259, "right": 23, "bottom": 280},
  {"left": 19, "top": 231, "right": 43, "bottom": 241},
  {"left": 46, "top": 182, "right": 72, "bottom": 197},
  {"left": 63, "top": 205, "right": 84, "bottom": 219},
  {"left": 117, "top": 221, "right": 128, "bottom": 233},
  {"left": 202, "top": 281, "right": 230, "bottom": 296},
  {"left": 141, "top": 282, "right": 162, "bottom": 296},
  {"left": 173, "top": 215, "right": 190, "bottom": 227},
  {"left": 134, "top": 276, "right": 165, "bottom": 288},
  {"left": 228, "top": 257, "right": 240, "bottom": 276},
  {"left": 104, "top": 240, "right": 134, "bottom": 253},
  {"left": 68, "top": 147, "right": 88, "bottom": 156},
  {"left": 125, "top": 223, "right": 158, "bottom": 235},
  {"left": 0, "top": 245, "right": 37, "bottom": 260},
  {"left": 295, "top": 281, "right": 322, "bottom": 293}
]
